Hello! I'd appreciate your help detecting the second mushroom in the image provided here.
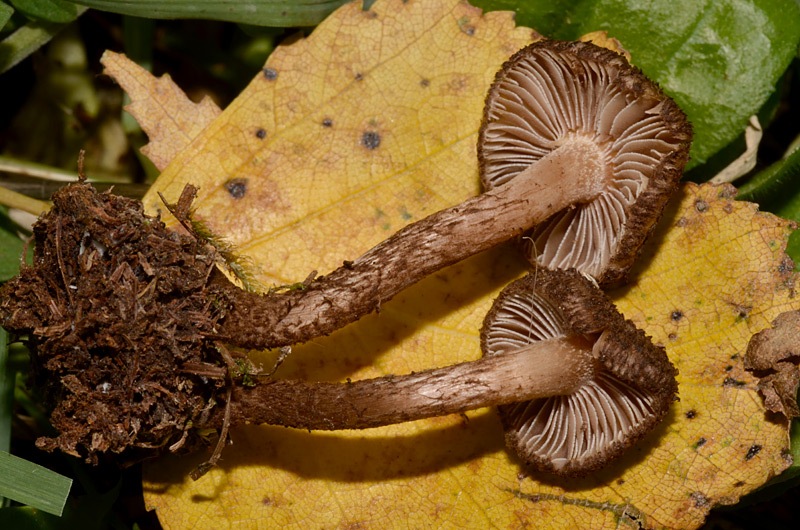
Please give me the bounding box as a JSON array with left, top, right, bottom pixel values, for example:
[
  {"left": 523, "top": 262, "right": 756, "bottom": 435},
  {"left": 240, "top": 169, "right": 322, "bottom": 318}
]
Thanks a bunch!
[{"left": 216, "top": 267, "right": 678, "bottom": 476}]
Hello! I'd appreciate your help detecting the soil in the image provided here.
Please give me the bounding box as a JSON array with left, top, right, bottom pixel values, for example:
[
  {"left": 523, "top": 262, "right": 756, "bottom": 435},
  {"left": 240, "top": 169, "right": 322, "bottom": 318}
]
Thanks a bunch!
[{"left": 0, "top": 181, "right": 232, "bottom": 464}]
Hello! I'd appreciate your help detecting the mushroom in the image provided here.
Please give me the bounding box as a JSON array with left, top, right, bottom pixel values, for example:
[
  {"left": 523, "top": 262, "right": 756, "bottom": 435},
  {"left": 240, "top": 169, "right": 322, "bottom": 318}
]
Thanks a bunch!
[
  {"left": 211, "top": 267, "right": 677, "bottom": 476},
  {"left": 479, "top": 40, "right": 692, "bottom": 285},
  {"left": 481, "top": 268, "right": 677, "bottom": 475},
  {"left": 218, "top": 39, "right": 692, "bottom": 349}
]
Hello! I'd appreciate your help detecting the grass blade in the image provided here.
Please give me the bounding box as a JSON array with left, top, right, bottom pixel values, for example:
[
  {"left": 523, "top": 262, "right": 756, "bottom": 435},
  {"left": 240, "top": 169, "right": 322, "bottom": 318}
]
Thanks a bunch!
[
  {"left": 0, "top": 7, "right": 88, "bottom": 74},
  {"left": 70, "top": 0, "right": 349, "bottom": 27},
  {"left": 0, "top": 451, "right": 72, "bottom": 516}
]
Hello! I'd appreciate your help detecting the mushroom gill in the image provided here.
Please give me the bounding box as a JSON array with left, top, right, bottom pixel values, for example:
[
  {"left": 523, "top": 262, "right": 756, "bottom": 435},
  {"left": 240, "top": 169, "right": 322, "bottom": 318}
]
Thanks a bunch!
[
  {"left": 479, "top": 40, "right": 692, "bottom": 285},
  {"left": 482, "top": 269, "right": 677, "bottom": 476}
]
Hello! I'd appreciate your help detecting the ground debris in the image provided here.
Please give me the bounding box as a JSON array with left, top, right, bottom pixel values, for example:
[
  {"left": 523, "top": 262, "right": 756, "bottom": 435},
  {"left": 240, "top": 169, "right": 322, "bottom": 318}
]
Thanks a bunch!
[
  {"left": 0, "top": 182, "right": 233, "bottom": 464},
  {"left": 744, "top": 310, "right": 800, "bottom": 418}
]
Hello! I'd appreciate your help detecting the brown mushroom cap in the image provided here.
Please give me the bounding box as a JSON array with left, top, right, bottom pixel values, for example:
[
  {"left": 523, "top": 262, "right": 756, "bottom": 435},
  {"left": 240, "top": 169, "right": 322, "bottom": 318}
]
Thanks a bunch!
[
  {"left": 478, "top": 40, "right": 692, "bottom": 286},
  {"left": 481, "top": 268, "right": 677, "bottom": 476}
]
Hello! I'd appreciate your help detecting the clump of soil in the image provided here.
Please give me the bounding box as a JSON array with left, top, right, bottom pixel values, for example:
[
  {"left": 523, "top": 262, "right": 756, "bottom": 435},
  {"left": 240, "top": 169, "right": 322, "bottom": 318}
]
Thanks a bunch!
[{"left": 0, "top": 181, "right": 231, "bottom": 464}]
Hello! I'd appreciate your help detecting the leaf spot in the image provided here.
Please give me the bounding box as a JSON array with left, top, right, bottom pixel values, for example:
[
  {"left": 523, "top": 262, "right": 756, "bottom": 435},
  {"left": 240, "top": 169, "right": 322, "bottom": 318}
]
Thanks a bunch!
[
  {"left": 225, "top": 178, "right": 248, "bottom": 199},
  {"left": 723, "top": 376, "right": 747, "bottom": 388},
  {"left": 361, "top": 131, "right": 381, "bottom": 150},
  {"left": 745, "top": 444, "right": 762, "bottom": 460},
  {"left": 255, "top": 128, "right": 267, "bottom": 139},
  {"left": 729, "top": 302, "right": 752, "bottom": 320},
  {"left": 420, "top": 78, "right": 430, "bottom": 88},
  {"left": 685, "top": 410, "right": 697, "bottom": 419},
  {"left": 262, "top": 67, "right": 278, "bottom": 81},
  {"left": 779, "top": 257, "right": 794, "bottom": 273},
  {"left": 690, "top": 491, "right": 710, "bottom": 508},
  {"left": 693, "top": 437, "right": 707, "bottom": 449},
  {"left": 671, "top": 310, "right": 684, "bottom": 321},
  {"left": 457, "top": 16, "right": 475, "bottom": 36},
  {"left": 694, "top": 199, "right": 709, "bottom": 213},
  {"left": 322, "top": 118, "right": 333, "bottom": 127}
]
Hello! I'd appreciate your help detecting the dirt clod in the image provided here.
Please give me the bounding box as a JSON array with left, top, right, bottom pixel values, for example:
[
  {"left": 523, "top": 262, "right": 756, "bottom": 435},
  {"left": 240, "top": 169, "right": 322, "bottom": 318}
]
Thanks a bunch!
[{"left": 0, "top": 182, "right": 232, "bottom": 464}]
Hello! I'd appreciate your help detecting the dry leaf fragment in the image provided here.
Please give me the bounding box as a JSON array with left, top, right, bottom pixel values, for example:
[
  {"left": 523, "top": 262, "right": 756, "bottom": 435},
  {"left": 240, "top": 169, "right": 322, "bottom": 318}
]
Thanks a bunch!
[
  {"left": 101, "top": 51, "right": 221, "bottom": 170},
  {"left": 745, "top": 310, "right": 800, "bottom": 417}
]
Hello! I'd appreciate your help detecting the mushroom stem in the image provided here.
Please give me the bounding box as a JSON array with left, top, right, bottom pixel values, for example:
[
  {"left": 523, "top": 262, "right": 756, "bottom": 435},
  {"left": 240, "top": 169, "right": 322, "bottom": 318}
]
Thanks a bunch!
[
  {"left": 215, "top": 337, "right": 596, "bottom": 430},
  {"left": 218, "top": 140, "right": 606, "bottom": 349}
]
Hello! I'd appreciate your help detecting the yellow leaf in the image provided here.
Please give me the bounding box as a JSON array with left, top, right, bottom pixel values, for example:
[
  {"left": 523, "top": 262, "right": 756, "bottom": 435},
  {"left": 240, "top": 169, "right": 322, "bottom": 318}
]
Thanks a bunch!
[
  {"left": 119, "top": 1, "right": 797, "bottom": 528},
  {"left": 138, "top": 0, "right": 535, "bottom": 287},
  {"left": 141, "top": 182, "right": 795, "bottom": 529}
]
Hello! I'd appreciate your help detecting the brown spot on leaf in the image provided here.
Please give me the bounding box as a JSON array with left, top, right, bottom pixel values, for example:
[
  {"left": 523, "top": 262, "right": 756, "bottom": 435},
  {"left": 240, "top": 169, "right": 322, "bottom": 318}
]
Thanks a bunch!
[
  {"left": 255, "top": 128, "right": 267, "bottom": 139},
  {"left": 322, "top": 118, "right": 333, "bottom": 127},
  {"left": 690, "top": 491, "right": 710, "bottom": 508},
  {"left": 694, "top": 199, "right": 708, "bottom": 213},
  {"left": 671, "top": 310, "right": 683, "bottom": 321},
  {"left": 745, "top": 444, "right": 762, "bottom": 460},
  {"left": 457, "top": 16, "right": 475, "bottom": 36},
  {"left": 723, "top": 377, "right": 747, "bottom": 388},
  {"left": 225, "top": 178, "right": 248, "bottom": 199},
  {"left": 728, "top": 301, "right": 752, "bottom": 320},
  {"left": 262, "top": 67, "right": 278, "bottom": 81},
  {"left": 420, "top": 78, "right": 430, "bottom": 88},
  {"left": 717, "top": 184, "right": 738, "bottom": 200},
  {"left": 361, "top": 131, "right": 381, "bottom": 150},
  {"left": 685, "top": 410, "right": 697, "bottom": 419}
]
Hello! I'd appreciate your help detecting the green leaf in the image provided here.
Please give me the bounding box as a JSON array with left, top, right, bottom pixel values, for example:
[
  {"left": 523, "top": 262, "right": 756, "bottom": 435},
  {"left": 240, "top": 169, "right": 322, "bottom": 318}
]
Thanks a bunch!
[
  {"left": 0, "top": 451, "right": 72, "bottom": 516},
  {"left": 472, "top": 0, "right": 583, "bottom": 37},
  {"left": 476, "top": 0, "right": 800, "bottom": 175},
  {"left": 0, "top": 328, "right": 11, "bottom": 508},
  {"left": 0, "top": 6, "right": 86, "bottom": 73},
  {"left": 737, "top": 146, "right": 800, "bottom": 212},
  {"left": 64, "top": 0, "right": 351, "bottom": 27},
  {"left": 9, "top": 0, "right": 77, "bottom": 23},
  {"left": 787, "top": 230, "right": 800, "bottom": 270},
  {"left": 0, "top": 3, "right": 14, "bottom": 31},
  {"left": 0, "top": 214, "right": 25, "bottom": 282},
  {"left": 0, "top": 328, "right": 13, "bottom": 455}
]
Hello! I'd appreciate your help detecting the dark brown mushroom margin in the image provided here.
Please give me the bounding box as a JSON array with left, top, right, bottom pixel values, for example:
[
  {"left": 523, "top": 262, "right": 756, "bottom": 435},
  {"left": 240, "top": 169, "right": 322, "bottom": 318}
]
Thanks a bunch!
[{"left": 0, "top": 40, "right": 688, "bottom": 469}]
